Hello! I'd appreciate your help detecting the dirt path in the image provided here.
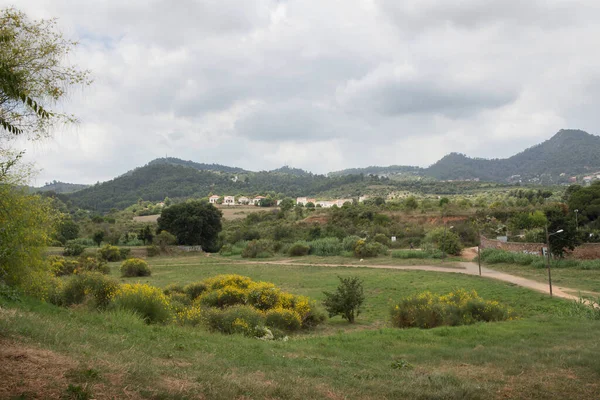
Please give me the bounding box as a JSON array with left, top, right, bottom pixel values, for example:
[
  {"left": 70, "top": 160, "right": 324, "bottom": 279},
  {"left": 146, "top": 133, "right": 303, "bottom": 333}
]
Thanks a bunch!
[{"left": 239, "top": 258, "right": 582, "bottom": 301}]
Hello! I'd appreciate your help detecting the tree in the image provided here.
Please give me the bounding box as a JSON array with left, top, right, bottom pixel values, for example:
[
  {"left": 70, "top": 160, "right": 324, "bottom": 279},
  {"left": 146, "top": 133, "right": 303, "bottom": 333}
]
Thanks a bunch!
[
  {"left": 92, "top": 231, "right": 105, "bottom": 247},
  {"left": 157, "top": 201, "right": 222, "bottom": 251},
  {"left": 279, "top": 197, "right": 294, "bottom": 212},
  {"left": 56, "top": 217, "right": 79, "bottom": 244},
  {"left": 404, "top": 196, "right": 419, "bottom": 210},
  {"left": 139, "top": 225, "right": 154, "bottom": 245},
  {"left": 545, "top": 204, "right": 580, "bottom": 258},
  {"left": 0, "top": 8, "right": 90, "bottom": 143},
  {"left": 323, "top": 276, "right": 365, "bottom": 323}
]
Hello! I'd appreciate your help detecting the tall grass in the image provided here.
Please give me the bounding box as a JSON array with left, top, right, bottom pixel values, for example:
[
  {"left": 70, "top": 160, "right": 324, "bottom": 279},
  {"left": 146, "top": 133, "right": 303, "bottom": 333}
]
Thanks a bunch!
[
  {"left": 308, "top": 237, "right": 343, "bottom": 256},
  {"left": 391, "top": 249, "right": 444, "bottom": 259},
  {"left": 479, "top": 248, "right": 600, "bottom": 270}
]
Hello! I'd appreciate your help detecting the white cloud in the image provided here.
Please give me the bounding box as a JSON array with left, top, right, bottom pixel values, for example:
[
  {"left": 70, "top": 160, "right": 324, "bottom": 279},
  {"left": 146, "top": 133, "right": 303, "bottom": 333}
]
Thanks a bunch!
[{"left": 4, "top": 0, "right": 600, "bottom": 183}]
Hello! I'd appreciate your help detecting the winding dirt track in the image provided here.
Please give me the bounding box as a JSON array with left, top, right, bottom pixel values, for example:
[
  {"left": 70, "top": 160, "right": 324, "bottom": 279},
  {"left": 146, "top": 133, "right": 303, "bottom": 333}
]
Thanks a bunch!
[{"left": 239, "top": 258, "right": 582, "bottom": 301}]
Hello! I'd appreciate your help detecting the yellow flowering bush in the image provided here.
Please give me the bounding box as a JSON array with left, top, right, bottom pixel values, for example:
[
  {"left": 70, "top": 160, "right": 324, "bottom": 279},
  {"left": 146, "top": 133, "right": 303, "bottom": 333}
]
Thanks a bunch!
[
  {"left": 120, "top": 258, "right": 151, "bottom": 277},
  {"left": 111, "top": 283, "right": 172, "bottom": 324},
  {"left": 61, "top": 272, "right": 119, "bottom": 309},
  {"left": 203, "top": 305, "right": 266, "bottom": 336},
  {"left": 247, "top": 282, "right": 281, "bottom": 311},
  {"left": 390, "top": 290, "right": 512, "bottom": 329},
  {"left": 175, "top": 306, "right": 203, "bottom": 326},
  {"left": 203, "top": 274, "right": 253, "bottom": 290}
]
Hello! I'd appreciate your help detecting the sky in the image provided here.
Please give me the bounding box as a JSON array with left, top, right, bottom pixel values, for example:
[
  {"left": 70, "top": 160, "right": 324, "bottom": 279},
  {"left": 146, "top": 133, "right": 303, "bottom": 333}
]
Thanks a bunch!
[{"left": 6, "top": 0, "right": 600, "bottom": 185}]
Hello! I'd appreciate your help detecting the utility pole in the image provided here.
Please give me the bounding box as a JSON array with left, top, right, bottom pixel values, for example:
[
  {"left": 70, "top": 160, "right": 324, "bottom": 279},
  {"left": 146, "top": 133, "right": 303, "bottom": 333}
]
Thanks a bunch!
[
  {"left": 574, "top": 209, "right": 579, "bottom": 231},
  {"left": 478, "top": 232, "right": 482, "bottom": 276},
  {"left": 545, "top": 224, "right": 553, "bottom": 297}
]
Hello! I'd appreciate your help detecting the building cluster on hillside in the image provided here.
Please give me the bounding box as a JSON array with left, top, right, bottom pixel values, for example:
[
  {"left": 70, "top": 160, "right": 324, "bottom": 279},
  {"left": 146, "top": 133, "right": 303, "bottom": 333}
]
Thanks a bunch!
[
  {"left": 209, "top": 195, "right": 270, "bottom": 205},
  {"left": 208, "top": 194, "right": 364, "bottom": 208},
  {"left": 296, "top": 197, "right": 353, "bottom": 208}
]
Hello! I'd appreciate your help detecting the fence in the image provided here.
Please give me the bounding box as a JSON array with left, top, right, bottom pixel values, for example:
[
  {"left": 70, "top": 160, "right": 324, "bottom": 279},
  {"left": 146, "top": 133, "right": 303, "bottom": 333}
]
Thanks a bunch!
[{"left": 479, "top": 236, "right": 600, "bottom": 260}]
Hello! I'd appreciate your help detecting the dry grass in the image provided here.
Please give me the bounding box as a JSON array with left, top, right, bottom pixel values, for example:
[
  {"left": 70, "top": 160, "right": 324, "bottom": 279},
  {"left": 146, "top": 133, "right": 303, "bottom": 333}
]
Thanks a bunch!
[{"left": 132, "top": 205, "right": 275, "bottom": 223}]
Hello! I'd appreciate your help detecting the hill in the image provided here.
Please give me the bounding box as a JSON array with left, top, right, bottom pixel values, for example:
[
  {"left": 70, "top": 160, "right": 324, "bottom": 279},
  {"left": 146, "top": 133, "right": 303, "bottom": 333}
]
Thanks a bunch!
[
  {"left": 147, "top": 157, "right": 249, "bottom": 174},
  {"left": 34, "top": 181, "right": 89, "bottom": 194},
  {"left": 331, "top": 129, "right": 600, "bottom": 183}
]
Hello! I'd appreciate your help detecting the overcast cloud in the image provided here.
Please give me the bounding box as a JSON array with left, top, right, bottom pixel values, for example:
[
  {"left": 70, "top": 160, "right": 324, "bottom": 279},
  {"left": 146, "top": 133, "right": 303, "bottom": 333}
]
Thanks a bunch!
[{"left": 5, "top": 0, "right": 600, "bottom": 184}]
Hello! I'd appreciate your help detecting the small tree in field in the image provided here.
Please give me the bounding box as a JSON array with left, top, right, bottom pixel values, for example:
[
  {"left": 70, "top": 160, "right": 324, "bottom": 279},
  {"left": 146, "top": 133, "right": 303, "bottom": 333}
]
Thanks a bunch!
[
  {"left": 323, "top": 276, "right": 365, "bottom": 323},
  {"left": 92, "top": 231, "right": 105, "bottom": 247}
]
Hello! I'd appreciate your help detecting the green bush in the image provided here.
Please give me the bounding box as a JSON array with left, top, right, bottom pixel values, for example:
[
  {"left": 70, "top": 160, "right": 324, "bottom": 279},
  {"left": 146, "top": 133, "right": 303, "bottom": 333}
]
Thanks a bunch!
[
  {"left": 48, "top": 256, "right": 79, "bottom": 276},
  {"left": 308, "top": 237, "right": 343, "bottom": 256},
  {"left": 353, "top": 240, "right": 387, "bottom": 258},
  {"left": 288, "top": 241, "right": 310, "bottom": 257},
  {"left": 198, "top": 285, "right": 247, "bottom": 308},
  {"left": 68, "top": 238, "right": 95, "bottom": 247},
  {"left": 110, "top": 283, "right": 172, "bottom": 324},
  {"left": 98, "top": 245, "right": 123, "bottom": 262},
  {"left": 241, "top": 239, "right": 274, "bottom": 258},
  {"left": 390, "top": 289, "right": 511, "bottom": 329},
  {"left": 323, "top": 276, "right": 365, "bottom": 323},
  {"left": 77, "top": 256, "right": 110, "bottom": 274},
  {"left": 63, "top": 240, "right": 85, "bottom": 257},
  {"left": 391, "top": 249, "right": 443, "bottom": 259},
  {"left": 247, "top": 282, "right": 281, "bottom": 310},
  {"left": 163, "top": 283, "right": 185, "bottom": 295},
  {"left": 424, "top": 228, "right": 463, "bottom": 256},
  {"left": 265, "top": 308, "right": 302, "bottom": 332},
  {"left": 300, "top": 302, "right": 328, "bottom": 328},
  {"left": 203, "top": 305, "right": 266, "bottom": 336},
  {"left": 119, "top": 248, "right": 131, "bottom": 260},
  {"left": 373, "top": 233, "right": 391, "bottom": 247},
  {"left": 146, "top": 245, "right": 160, "bottom": 257},
  {"left": 120, "top": 258, "right": 151, "bottom": 277},
  {"left": 183, "top": 281, "right": 208, "bottom": 300},
  {"left": 61, "top": 272, "right": 119, "bottom": 309},
  {"left": 342, "top": 235, "right": 361, "bottom": 252}
]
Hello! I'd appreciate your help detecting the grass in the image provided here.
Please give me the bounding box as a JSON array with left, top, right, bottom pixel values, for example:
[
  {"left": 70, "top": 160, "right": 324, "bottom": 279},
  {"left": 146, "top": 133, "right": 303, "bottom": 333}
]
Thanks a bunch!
[
  {"left": 479, "top": 249, "right": 600, "bottom": 294},
  {"left": 2, "top": 255, "right": 600, "bottom": 399}
]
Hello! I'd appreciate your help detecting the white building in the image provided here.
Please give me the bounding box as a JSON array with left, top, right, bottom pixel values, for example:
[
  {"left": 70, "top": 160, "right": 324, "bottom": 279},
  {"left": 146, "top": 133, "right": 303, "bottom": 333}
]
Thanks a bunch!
[
  {"left": 238, "top": 196, "right": 249, "bottom": 205},
  {"left": 223, "top": 196, "right": 235, "bottom": 205},
  {"left": 296, "top": 197, "right": 316, "bottom": 206},
  {"left": 253, "top": 196, "right": 266, "bottom": 205},
  {"left": 209, "top": 195, "right": 219, "bottom": 204}
]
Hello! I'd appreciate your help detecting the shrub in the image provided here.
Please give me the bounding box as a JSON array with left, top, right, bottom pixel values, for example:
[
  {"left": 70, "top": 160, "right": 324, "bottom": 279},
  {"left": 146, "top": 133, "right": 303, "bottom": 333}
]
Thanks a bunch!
[
  {"left": 48, "top": 256, "right": 79, "bottom": 276},
  {"left": 120, "top": 258, "right": 151, "bottom": 277},
  {"left": 342, "top": 235, "right": 361, "bottom": 252},
  {"left": 198, "top": 285, "right": 248, "bottom": 308},
  {"left": 163, "top": 283, "right": 185, "bottom": 295},
  {"left": 203, "top": 305, "right": 266, "bottom": 336},
  {"left": 265, "top": 308, "right": 302, "bottom": 332},
  {"left": 241, "top": 239, "right": 274, "bottom": 258},
  {"left": 175, "top": 306, "right": 203, "bottom": 326},
  {"left": 323, "top": 276, "right": 365, "bottom": 323},
  {"left": 390, "top": 289, "right": 511, "bottom": 329},
  {"left": 77, "top": 256, "right": 110, "bottom": 274},
  {"left": 247, "top": 282, "right": 281, "bottom": 310},
  {"left": 353, "top": 240, "right": 387, "bottom": 258},
  {"left": 204, "top": 274, "right": 254, "bottom": 290},
  {"left": 373, "top": 233, "right": 391, "bottom": 247},
  {"left": 111, "top": 283, "right": 172, "bottom": 324},
  {"left": 61, "top": 272, "right": 119, "bottom": 309},
  {"left": 119, "top": 248, "right": 131, "bottom": 260},
  {"left": 98, "top": 245, "right": 122, "bottom": 262},
  {"left": 183, "top": 281, "right": 208, "bottom": 299},
  {"left": 68, "top": 238, "right": 95, "bottom": 247},
  {"left": 424, "top": 228, "right": 463, "bottom": 256},
  {"left": 63, "top": 241, "right": 85, "bottom": 257},
  {"left": 288, "top": 242, "right": 310, "bottom": 257},
  {"left": 146, "top": 245, "right": 160, "bottom": 257},
  {"left": 308, "top": 237, "right": 343, "bottom": 256},
  {"left": 391, "top": 249, "right": 444, "bottom": 259}
]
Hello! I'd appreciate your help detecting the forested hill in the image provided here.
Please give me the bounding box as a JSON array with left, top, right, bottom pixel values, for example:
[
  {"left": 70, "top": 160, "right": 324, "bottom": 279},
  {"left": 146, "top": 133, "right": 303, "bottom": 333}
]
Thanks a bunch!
[
  {"left": 66, "top": 163, "right": 365, "bottom": 212},
  {"left": 33, "top": 181, "right": 89, "bottom": 194},
  {"left": 330, "top": 130, "right": 600, "bottom": 182},
  {"left": 426, "top": 129, "right": 600, "bottom": 182},
  {"left": 147, "top": 157, "right": 249, "bottom": 173}
]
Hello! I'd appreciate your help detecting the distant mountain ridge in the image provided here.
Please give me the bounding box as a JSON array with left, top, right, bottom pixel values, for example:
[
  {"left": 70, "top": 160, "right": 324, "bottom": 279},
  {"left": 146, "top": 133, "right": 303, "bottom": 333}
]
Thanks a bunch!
[
  {"left": 34, "top": 181, "right": 89, "bottom": 194},
  {"left": 332, "top": 129, "right": 600, "bottom": 183}
]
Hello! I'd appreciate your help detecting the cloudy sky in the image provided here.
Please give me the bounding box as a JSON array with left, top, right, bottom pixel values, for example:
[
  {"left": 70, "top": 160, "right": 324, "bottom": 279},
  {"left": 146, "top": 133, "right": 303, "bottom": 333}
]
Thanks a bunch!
[{"left": 7, "top": 0, "right": 600, "bottom": 184}]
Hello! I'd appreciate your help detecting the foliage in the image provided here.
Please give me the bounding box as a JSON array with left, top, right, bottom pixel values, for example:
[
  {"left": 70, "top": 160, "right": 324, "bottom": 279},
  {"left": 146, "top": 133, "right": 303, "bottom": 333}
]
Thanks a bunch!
[
  {"left": 203, "top": 305, "right": 266, "bottom": 337},
  {"left": 110, "top": 283, "right": 172, "bottom": 324},
  {"left": 55, "top": 218, "right": 79, "bottom": 244},
  {"left": 154, "top": 230, "right": 176, "bottom": 251},
  {"left": 92, "top": 231, "right": 104, "bottom": 247},
  {"left": 120, "top": 258, "right": 151, "bottom": 277},
  {"left": 322, "top": 276, "right": 365, "bottom": 323},
  {"left": 157, "top": 201, "right": 222, "bottom": 251},
  {"left": 390, "top": 289, "right": 511, "bottom": 329},
  {"left": 138, "top": 225, "right": 154, "bottom": 245},
  {"left": 98, "top": 244, "right": 123, "bottom": 262},
  {"left": 60, "top": 272, "right": 119, "bottom": 309},
  {"left": 391, "top": 249, "right": 444, "bottom": 259},
  {"left": 241, "top": 239, "right": 274, "bottom": 258},
  {"left": 265, "top": 308, "right": 302, "bottom": 332},
  {"left": 183, "top": 282, "right": 208, "bottom": 300},
  {"left": 353, "top": 239, "right": 387, "bottom": 258},
  {"left": 424, "top": 227, "right": 463, "bottom": 256},
  {"left": 288, "top": 241, "right": 310, "bottom": 256},
  {"left": 342, "top": 235, "right": 361, "bottom": 251},
  {"left": 63, "top": 240, "right": 85, "bottom": 257},
  {"left": 0, "top": 186, "right": 57, "bottom": 296},
  {"left": 308, "top": 237, "right": 343, "bottom": 256},
  {"left": 0, "top": 7, "right": 90, "bottom": 138},
  {"left": 545, "top": 204, "right": 581, "bottom": 257}
]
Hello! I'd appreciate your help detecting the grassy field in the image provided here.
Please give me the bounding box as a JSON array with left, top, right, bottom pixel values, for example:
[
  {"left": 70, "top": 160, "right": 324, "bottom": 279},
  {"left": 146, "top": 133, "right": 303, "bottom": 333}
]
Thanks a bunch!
[{"left": 2, "top": 255, "right": 600, "bottom": 399}]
